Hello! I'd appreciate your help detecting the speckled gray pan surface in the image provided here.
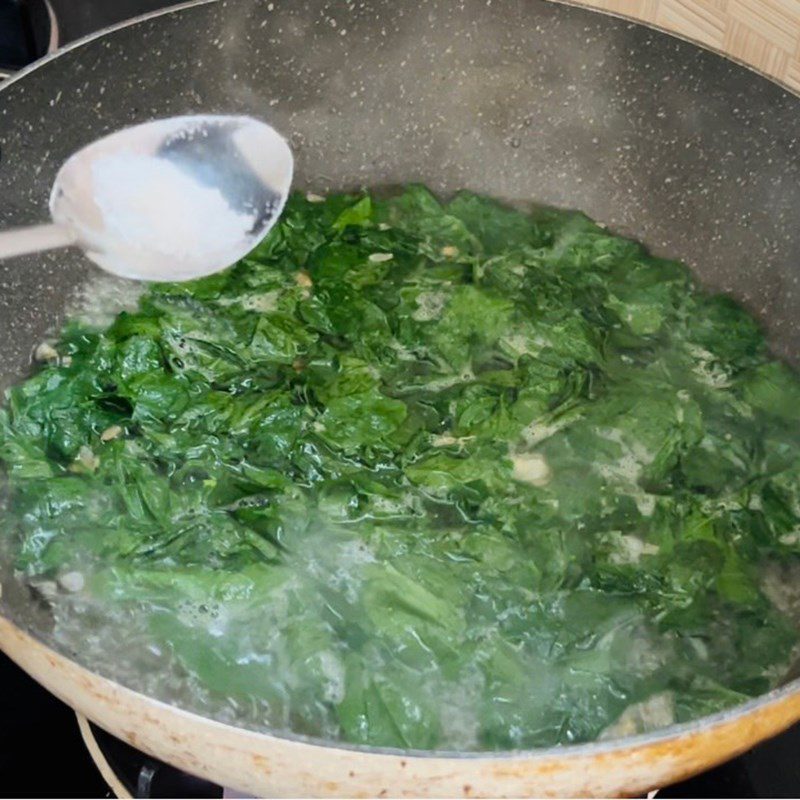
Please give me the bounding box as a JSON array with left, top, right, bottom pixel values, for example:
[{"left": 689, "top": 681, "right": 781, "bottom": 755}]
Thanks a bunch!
[{"left": 0, "top": 0, "right": 798, "bottom": 387}]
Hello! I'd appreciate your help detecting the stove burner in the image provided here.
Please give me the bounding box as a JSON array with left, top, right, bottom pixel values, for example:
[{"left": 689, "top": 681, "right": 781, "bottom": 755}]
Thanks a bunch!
[{"left": 77, "top": 714, "right": 223, "bottom": 799}]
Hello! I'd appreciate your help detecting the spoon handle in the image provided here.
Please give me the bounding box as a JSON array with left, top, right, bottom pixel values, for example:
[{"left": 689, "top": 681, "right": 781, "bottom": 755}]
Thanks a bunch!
[{"left": 0, "top": 223, "right": 76, "bottom": 260}]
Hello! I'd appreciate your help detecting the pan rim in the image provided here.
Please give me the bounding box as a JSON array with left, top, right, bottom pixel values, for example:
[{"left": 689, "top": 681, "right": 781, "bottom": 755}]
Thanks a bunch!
[{"left": 4, "top": 611, "right": 800, "bottom": 762}]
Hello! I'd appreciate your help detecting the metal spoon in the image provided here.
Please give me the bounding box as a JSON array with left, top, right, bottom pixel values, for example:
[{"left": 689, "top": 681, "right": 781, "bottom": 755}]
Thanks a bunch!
[{"left": 0, "top": 115, "right": 293, "bottom": 281}]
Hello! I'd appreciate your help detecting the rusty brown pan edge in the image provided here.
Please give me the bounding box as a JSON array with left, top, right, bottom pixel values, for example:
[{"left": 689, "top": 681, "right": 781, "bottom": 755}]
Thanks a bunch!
[
  {"left": 3, "top": 614, "right": 800, "bottom": 797},
  {"left": 2, "top": 0, "right": 800, "bottom": 795}
]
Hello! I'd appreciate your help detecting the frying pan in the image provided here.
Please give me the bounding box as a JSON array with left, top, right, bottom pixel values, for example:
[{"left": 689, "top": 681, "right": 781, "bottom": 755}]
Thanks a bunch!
[{"left": 1, "top": 0, "right": 800, "bottom": 796}]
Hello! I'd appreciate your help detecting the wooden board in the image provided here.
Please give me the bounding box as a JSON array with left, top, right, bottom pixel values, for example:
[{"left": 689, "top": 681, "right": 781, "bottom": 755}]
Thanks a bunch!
[{"left": 566, "top": 0, "right": 800, "bottom": 93}]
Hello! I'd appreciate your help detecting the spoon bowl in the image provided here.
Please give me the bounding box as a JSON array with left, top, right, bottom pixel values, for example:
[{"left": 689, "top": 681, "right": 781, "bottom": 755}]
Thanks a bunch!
[{"left": 1, "top": 115, "right": 293, "bottom": 282}]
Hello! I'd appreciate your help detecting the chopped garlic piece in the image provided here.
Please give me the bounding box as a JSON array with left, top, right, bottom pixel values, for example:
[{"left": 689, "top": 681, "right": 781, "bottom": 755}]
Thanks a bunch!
[
  {"left": 58, "top": 571, "right": 85, "bottom": 593},
  {"left": 295, "top": 270, "right": 313, "bottom": 288},
  {"left": 100, "top": 425, "right": 123, "bottom": 442},
  {"left": 72, "top": 445, "right": 100, "bottom": 473},
  {"left": 433, "top": 434, "right": 475, "bottom": 447},
  {"left": 368, "top": 252, "right": 393, "bottom": 263},
  {"left": 600, "top": 693, "right": 675, "bottom": 740},
  {"left": 441, "top": 245, "right": 459, "bottom": 258},
  {"left": 608, "top": 534, "right": 660, "bottom": 565},
  {"left": 34, "top": 342, "right": 59, "bottom": 362},
  {"left": 306, "top": 192, "right": 325, "bottom": 203},
  {"left": 511, "top": 452, "right": 551, "bottom": 486}
]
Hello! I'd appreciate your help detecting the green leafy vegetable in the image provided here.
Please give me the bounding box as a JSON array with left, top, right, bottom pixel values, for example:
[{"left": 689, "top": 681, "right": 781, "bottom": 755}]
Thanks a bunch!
[{"left": 1, "top": 186, "right": 799, "bottom": 751}]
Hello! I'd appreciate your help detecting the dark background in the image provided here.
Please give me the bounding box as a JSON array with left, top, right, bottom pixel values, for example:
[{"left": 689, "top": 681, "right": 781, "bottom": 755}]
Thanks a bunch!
[
  {"left": 47, "top": 0, "right": 181, "bottom": 44},
  {"left": 0, "top": 653, "right": 109, "bottom": 796}
]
